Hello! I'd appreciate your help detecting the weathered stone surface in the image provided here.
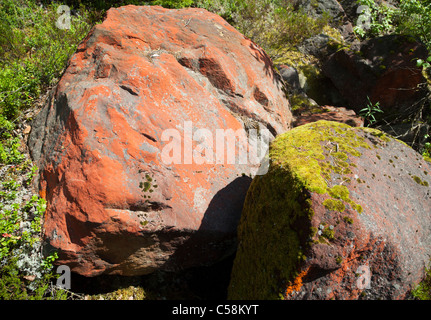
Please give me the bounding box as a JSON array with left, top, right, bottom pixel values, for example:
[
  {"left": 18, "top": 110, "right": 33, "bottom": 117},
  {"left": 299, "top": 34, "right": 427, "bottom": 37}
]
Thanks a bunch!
[
  {"left": 28, "top": 5, "right": 291, "bottom": 276},
  {"left": 294, "top": 105, "right": 364, "bottom": 127},
  {"left": 228, "top": 120, "right": 431, "bottom": 300},
  {"left": 323, "top": 35, "right": 428, "bottom": 115},
  {"left": 277, "top": 65, "right": 301, "bottom": 92}
]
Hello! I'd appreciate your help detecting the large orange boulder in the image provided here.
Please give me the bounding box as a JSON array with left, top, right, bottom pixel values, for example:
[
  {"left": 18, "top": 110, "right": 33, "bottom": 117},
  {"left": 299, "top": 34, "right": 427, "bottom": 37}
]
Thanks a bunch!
[{"left": 28, "top": 5, "right": 291, "bottom": 276}]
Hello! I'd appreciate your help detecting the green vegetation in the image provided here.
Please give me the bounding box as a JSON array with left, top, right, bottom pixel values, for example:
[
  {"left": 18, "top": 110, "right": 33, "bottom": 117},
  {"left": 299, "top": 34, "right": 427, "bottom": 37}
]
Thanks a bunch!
[
  {"left": 228, "top": 151, "right": 314, "bottom": 299},
  {"left": 423, "top": 134, "right": 431, "bottom": 160},
  {"left": 204, "top": 0, "right": 329, "bottom": 61},
  {"left": 0, "top": 160, "right": 67, "bottom": 299},
  {"left": 85, "top": 286, "right": 147, "bottom": 300},
  {"left": 412, "top": 175, "right": 429, "bottom": 187},
  {"left": 269, "top": 121, "right": 369, "bottom": 215},
  {"left": 323, "top": 198, "right": 346, "bottom": 212},
  {"left": 343, "top": 216, "right": 354, "bottom": 224},
  {"left": 359, "top": 96, "right": 384, "bottom": 127},
  {"left": 0, "top": 0, "right": 92, "bottom": 300},
  {"left": 412, "top": 264, "right": 431, "bottom": 300},
  {"left": 0, "top": 0, "right": 91, "bottom": 126},
  {"left": 354, "top": 0, "right": 431, "bottom": 51},
  {"left": 354, "top": 0, "right": 396, "bottom": 38}
]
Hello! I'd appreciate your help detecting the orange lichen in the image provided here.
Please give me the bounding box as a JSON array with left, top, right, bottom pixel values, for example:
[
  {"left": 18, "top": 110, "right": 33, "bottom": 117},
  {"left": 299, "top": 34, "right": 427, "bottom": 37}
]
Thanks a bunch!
[
  {"left": 39, "top": 188, "right": 46, "bottom": 200},
  {"left": 284, "top": 266, "right": 310, "bottom": 298}
]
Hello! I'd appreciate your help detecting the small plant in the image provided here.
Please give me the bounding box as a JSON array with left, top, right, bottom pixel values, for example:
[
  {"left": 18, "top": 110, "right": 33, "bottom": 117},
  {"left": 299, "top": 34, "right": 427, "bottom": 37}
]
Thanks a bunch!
[
  {"left": 416, "top": 56, "right": 431, "bottom": 70},
  {"left": 423, "top": 134, "right": 431, "bottom": 160},
  {"left": 359, "top": 96, "right": 384, "bottom": 126}
]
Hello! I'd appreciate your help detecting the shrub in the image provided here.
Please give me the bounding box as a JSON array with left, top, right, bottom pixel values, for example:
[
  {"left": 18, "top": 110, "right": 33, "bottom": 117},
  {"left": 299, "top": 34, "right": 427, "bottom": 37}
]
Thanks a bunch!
[
  {"left": 0, "top": 0, "right": 92, "bottom": 124},
  {"left": 353, "top": 0, "right": 396, "bottom": 38},
  {"left": 396, "top": 0, "right": 431, "bottom": 51},
  {"left": 354, "top": 0, "right": 431, "bottom": 52},
  {"left": 198, "top": 0, "right": 329, "bottom": 60}
]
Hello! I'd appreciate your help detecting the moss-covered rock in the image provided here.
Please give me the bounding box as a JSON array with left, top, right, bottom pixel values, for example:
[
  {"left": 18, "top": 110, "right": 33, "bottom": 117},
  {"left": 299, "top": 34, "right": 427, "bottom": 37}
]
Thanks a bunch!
[{"left": 228, "top": 120, "right": 431, "bottom": 300}]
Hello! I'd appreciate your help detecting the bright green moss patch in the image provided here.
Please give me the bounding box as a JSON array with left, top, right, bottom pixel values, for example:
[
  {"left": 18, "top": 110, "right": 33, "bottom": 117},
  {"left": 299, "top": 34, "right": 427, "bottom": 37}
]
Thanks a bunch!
[
  {"left": 328, "top": 185, "right": 350, "bottom": 201},
  {"left": 363, "top": 127, "right": 392, "bottom": 144},
  {"left": 323, "top": 198, "right": 345, "bottom": 212},
  {"left": 270, "top": 120, "right": 370, "bottom": 213}
]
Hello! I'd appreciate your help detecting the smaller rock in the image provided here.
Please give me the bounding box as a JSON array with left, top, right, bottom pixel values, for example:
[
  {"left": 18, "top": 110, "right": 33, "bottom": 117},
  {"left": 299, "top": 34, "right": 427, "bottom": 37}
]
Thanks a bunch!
[
  {"left": 228, "top": 120, "right": 431, "bottom": 300},
  {"left": 323, "top": 34, "right": 428, "bottom": 114},
  {"left": 294, "top": 105, "right": 364, "bottom": 127},
  {"left": 277, "top": 65, "right": 301, "bottom": 92}
]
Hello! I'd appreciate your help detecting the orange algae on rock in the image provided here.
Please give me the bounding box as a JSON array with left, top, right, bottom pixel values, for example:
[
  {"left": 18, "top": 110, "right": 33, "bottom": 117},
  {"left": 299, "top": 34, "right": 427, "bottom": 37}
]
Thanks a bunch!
[{"left": 283, "top": 267, "right": 310, "bottom": 298}]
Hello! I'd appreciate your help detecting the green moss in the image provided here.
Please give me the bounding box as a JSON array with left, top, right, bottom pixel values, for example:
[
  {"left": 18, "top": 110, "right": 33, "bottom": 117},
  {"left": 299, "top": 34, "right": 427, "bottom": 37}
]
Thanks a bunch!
[
  {"left": 289, "top": 93, "right": 316, "bottom": 112},
  {"left": 322, "top": 227, "right": 335, "bottom": 240},
  {"left": 328, "top": 185, "right": 350, "bottom": 201},
  {"left": 142, "top": 181, "right": 151, "bottom": 192},
  {"left": 363, "top": 128, "right": 392, "bottom": 144},
  {"left": 270, "top": 121, "right": 373, "bottom": 214},
  {"left": 343, "top": 216, "right": 354, "bottom": 224},
  {"left": 412, "top": 175, "right": 429, "bottom": 187},
  {"left": 270, "top": 121, "right": 370, "bottom": 195},
  {"left": 353, "top": 204, "right": 363, "bottom": 213},
  {"left": 228, "top": 165, "right": 313, "bottom": 299},
  {"left": 333, "top": 152, "right": 348, "bottom": 161},
  {"left": 310, "top": 226, "right": 318, "bottom": 237},
  {"left": 323, "top": 198, "right": 345, "bottom": 212}
]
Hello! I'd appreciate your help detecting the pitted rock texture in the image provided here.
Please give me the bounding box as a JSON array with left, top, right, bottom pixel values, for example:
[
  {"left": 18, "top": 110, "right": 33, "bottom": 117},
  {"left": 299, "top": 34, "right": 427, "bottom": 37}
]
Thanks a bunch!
[
  {"left": 28, "top": 5, "right": 291, "bottom": 276},
  {"left": 228, "top": 120, "right": 431, "bottom": 300}
]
